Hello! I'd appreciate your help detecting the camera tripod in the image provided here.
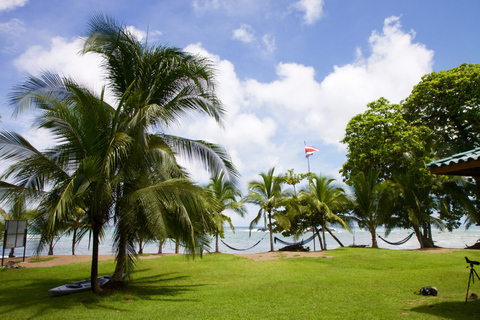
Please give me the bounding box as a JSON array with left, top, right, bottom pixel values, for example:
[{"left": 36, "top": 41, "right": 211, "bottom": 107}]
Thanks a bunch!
[{"left": 465, "top": 257, "right": 480, "bottom": 303}]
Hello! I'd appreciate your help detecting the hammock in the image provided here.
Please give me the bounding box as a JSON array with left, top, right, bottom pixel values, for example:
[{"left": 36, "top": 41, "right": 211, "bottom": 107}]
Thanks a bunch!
[
  {"left": 221, "top": 234, "right": 268, "bottom": 251},
  {"left": 274, "top": 234, "right": 316, "bottom": 246},
  {"left": 378, "top": 232, "right": 415, "bottom": 246}
]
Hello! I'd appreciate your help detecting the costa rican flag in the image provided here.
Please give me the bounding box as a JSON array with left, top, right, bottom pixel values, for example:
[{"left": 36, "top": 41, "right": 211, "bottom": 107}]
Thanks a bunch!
[{"left": 305, "top": 145, "right": 319, "bottom": 158}]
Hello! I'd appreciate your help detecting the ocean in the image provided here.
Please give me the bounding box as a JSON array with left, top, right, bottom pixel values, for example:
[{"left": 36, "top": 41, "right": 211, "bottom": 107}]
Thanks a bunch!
[{"left": 4, "top": 225, "right": 480, "bottom": 258}]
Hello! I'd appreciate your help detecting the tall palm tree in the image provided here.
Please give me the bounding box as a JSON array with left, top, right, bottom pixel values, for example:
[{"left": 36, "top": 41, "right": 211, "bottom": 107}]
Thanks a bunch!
[
  {"left": 6, "top": 74, "right": 126, "bottom": 293},
  {"left": 298, "top": 174, "right": 349, "bottom": 250},
  {"left": 246, "top": 167, "right": 292, "bottom": 252},
  {"left": 205, "top": 172, "right": 245, "bottom": 252},
  {"left": 347, "top": 170, "right": 394, "bottom": 248},
  {"left": 82, "top": 14, "right": 238, "bottom": 288}
]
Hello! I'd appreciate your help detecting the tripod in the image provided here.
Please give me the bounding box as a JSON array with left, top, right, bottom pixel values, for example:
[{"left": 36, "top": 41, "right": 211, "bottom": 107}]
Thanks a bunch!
[{"left": 465, "top": 257, "right": 480, "bottom": 303}]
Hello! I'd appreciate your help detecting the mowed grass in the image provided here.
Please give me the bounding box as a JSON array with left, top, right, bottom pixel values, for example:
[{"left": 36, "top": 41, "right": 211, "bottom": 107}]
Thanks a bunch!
[{"left": 1, "top": 248, "right": 480, "bottom": 319}]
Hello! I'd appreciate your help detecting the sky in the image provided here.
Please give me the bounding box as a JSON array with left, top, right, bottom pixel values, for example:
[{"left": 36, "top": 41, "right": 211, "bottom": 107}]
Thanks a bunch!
[{"left": 1, "top": 0, "right": 480, "bottom": 226}]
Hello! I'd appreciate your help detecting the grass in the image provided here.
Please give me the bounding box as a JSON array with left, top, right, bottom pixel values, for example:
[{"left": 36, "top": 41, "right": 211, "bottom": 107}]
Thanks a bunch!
[{"left": 1, "top": 248, "right": 480, "bottom": 319}]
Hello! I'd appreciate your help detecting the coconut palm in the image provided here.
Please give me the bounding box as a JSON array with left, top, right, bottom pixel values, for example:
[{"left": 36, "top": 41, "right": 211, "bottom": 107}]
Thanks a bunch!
[
  {"left": 205, "top": 172, "right": 245, "bottom": 252},
  {"left": 6, "top": 74, "right": 126, "bottom": 293},
  {"left": 347, "top": 170, "right": 395, "bottom": 248},
  {"left": 246, "top": 167, "right": 292, "bottom": 252},
  {"left": 298, "top": 174, "right": 349, "bottom": 250},
  {"left": 82, "top": 14, "right": 238, "bottom": 288}
]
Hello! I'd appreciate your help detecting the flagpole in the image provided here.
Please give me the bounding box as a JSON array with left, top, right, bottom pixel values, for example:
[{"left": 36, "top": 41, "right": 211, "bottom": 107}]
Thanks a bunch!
[{"left": 305, "top": 141, "right": 314, "bottom": 251}]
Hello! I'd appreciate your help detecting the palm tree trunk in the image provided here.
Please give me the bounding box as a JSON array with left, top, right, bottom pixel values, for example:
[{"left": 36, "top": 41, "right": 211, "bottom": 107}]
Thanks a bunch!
[
  {"left": 158, "top": 239, "right": 164, "bottom": 254},
  {"left": 321, "top": 222, "right": 327, "bottom": 250},
  {"left": 175, "top": 238, "right": 180, "bottom": 254},
  {"left": 91, "top": 225, "right": 102, "bottom": 294},
  {"left": 369, "top": 226, "right": 378, "bottom": 248},
  {"left": 314, "top": 226, "right": 324, "bottom": 251},
  {"left": 72, "top": 229, "right": 77, "bottom": 255},
  {"left": 138, "top": 238, "right": 143, "bottom": 254},
  {"left": 109, "top": 228, "right": 127, "bottom": 285},
  {"left": 326, "top": 228, "right": 344, "bottom": 247},
  {"left": 48, "top": 239, "right": 54, "bottom": 255},
  {"left": 215, "top": 230, "right": 220, "bottom": 253},
  {"left": 268, "top": 212, "right": 274, "bottom": 252}
]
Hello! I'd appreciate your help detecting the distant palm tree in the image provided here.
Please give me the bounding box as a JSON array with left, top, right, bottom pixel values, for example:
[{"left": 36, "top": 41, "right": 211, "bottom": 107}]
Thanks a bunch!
[
  {"left": 246, "top": 167, "right": 292, "bottom": 252},
  {"left": 347, "top": 170, "right": 394, "bottom": 248},
  {"left": 205, "top": 172, "right": 245, "bottom": 252},
  {"left": 299, "top": 174, "right": 349, "bottom": 250}
]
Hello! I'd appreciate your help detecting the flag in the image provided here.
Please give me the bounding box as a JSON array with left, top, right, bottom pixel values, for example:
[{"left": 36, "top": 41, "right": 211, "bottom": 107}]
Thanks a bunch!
[{"left": 305, "top": 145, "right": 319, "bottom": 158}]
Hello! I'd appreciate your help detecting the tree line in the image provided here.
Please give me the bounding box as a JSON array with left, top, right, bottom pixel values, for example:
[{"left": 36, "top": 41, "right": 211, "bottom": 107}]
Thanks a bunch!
[{"left": 1, "top": 14, "right": 479, "bottom": 294}]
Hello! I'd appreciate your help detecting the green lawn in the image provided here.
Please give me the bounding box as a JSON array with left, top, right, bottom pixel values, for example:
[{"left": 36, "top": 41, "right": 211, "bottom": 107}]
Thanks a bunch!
[{"left": 1, "top": 248, "right": 479, "bottom": 319}]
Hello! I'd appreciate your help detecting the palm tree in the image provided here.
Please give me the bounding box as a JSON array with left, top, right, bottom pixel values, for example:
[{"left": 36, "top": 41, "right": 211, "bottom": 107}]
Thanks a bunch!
[
  {"left": 82, "top": 14, "right": 238, "bottom": 288},
  {"left": 298, "top": 174, "right": 349, "bottom": 250},
  {"left": 6, "top": 74, "right": 126, "bottom": 293},
  {"left": 246, "top": 167, "right": 292, "bottom": 252},
  {"left": 205, "top": 172, "right": 245, "bottom": 252},
  {"left": 347, "top": 170, "right": 394, "bottom": 248}
]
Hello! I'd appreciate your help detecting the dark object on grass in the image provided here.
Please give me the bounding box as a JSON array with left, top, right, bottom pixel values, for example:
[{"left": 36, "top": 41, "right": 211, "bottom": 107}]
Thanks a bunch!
[
  {"left": 465, "top": 256, "right": 480, "bottom": 303},
  {"left": 49, "top": 274, "right": 125, "bottom": 297},
  {"left": 278, "top": 244, "right": 309, "bottom": 252},
  {"left": 415, "top": 286, "right": 438, "bottom": 296},
  {"left": 5, "top": 261, "right": 19, "bottom": 269}
]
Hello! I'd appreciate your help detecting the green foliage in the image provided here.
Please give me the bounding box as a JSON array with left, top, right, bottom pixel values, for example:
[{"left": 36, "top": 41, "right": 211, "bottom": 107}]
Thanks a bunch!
[
  {"left": 245, "top": 167, "right": 292, "bottom": 251},
  {"left": 403, "top": 63, "right": 480, "bottom": 157},
  {"left": 341, "top": 97, "right": 429, "bottom": 182},
  {"left": 1, "top": 250, "right": 479, "bottom": 319}
]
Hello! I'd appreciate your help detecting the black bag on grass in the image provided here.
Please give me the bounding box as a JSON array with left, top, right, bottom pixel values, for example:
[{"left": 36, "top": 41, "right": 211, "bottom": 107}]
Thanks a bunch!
[{"left": 415, "top": 286, "right": 438, "bottom": 296}]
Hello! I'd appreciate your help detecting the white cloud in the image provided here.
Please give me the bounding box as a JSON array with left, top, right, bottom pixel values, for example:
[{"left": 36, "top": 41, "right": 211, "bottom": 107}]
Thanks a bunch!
[
  {"left": 293, "top": 0, "right": 324, "bottom": 25},
  {"left": 14, "top": 37, "right": 106, "bottom": 95},
  {"left": 0, "top": 0, "right": 28, "bottom": 12},
  {"left": 0, "top": 18, "right": 25, "bottom": 52},
  {"left": 262, "top": 34, "right": 276, "bottom": 53},
  {"left": 232, "top": 24, "right": 255, "bottom": 43}
]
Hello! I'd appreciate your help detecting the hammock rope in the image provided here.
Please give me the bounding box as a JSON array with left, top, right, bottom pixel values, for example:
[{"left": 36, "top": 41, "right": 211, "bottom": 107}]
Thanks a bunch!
[
  {"left": 273, "top": 234, "right": 316, "bottom": 246},
  {"left": 221, "top": 234, "right": 268, "bottom": 251},
  {"left": 378, "top": 232, "right": 415, "bottom": 246}
]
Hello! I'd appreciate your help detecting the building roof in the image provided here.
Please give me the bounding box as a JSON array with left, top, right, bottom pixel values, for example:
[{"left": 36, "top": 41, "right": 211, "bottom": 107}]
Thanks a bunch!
[{"left": 427, "top": 147, "right": 480, "bottom": 177}]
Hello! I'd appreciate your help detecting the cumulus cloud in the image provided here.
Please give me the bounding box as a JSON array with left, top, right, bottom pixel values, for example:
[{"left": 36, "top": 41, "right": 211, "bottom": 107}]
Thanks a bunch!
[
  {"left": 0, "top": 0, "right": 28, "bottom": 12},
  {"left": 293, "top": 0, "right": 324, "bottom": 25},
  {"left": 232, "top": 24, "right": 255, "bottom": 43},
  {"left": 14, "top": 37, "right": 107, "bottom": 95}
]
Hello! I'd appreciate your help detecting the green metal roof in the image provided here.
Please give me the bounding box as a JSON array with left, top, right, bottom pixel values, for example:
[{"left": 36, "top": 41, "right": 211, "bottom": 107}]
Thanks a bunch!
[{"left": 427, "top": 147, "right": 480, "bottom": 176}]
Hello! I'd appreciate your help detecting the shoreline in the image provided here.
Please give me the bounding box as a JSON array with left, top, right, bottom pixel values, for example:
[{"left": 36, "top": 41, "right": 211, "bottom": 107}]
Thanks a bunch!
[{"left": 3, "top": 247, "right": 476, "bottom": 268}]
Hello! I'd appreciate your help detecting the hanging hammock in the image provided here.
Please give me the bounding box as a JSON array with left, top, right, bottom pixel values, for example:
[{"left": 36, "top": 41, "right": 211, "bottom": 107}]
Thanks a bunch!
[
  {"left": 378, "top": 232, "right": 415, "bottom": 246},
  {"left": 273, "top": 234, "right": 316, "bottom": 246},
  {"left": 220, "top": 234, "right": 268, "bottom": 251}
]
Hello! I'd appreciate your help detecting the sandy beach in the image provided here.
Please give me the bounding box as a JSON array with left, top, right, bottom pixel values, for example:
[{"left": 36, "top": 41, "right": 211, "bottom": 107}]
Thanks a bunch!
[{"left": 2, "top": 248, "right": 467, "bottom": 268}]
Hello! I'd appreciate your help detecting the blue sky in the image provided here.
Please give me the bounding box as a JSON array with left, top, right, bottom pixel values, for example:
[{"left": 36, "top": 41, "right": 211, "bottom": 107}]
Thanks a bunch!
[{"left": 1, "top": 0, "right": 480, "bottom": 225}]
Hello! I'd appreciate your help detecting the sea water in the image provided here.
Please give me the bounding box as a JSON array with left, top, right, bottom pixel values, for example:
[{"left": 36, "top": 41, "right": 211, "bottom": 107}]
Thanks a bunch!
[{"left": 4, "top": 225, "right": 480, "bottom": 258}]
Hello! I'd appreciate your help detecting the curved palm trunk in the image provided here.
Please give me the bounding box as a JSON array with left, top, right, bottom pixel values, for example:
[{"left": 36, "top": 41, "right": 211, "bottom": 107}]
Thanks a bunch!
[
  {"left": 107, "top": 228, "right": 127, "bottom": 289},
  {"left": 321, "top": 221, "right": 327, "bottom": 250},
  {"left": 268, "top": 212, "right": 274, "bottom": 252},
  {"left": 313, "top": 226, "right": 324, "bottom": 251},
  {"left": 326, "top": 227, "right": 344, "bottom": 247},
  {"left": 91, "top": 225, "right": 102, "bottom": 294}
]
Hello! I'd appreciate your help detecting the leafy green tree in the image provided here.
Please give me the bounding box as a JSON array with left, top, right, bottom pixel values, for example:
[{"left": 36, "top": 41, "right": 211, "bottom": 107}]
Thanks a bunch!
[
  {"left": 402, "top": 63, "right": 480, "bottom": 225},
  {"left": 341, "top": 98, "right": 429, "bottom": 182},
  {"left": 347, "top": 170, "right": 395, "bottom": 248},
  {"left": 402, "top": 63, "right": 480, "bottom": 157},
  {"left": 205, "top": 172, "right": 245, "bottom": 253},
  {"left": 284, "top": 169, "right": 309, "bottom": 195},
  {"left": 246, "top": 167, "right": 292, "bottom": 252},
  {"left": 298, "top": 174, "right": 350, "bottom": 250}
]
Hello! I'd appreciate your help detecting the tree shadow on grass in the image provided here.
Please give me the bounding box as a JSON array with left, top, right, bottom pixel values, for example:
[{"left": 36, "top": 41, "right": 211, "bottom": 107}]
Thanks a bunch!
[
  {"left": 410, "top": 300, "right": 480, "bottom": 319},
  {"left": 0, "top": 271, "right": 207, "bottom": 318}
]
